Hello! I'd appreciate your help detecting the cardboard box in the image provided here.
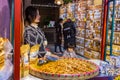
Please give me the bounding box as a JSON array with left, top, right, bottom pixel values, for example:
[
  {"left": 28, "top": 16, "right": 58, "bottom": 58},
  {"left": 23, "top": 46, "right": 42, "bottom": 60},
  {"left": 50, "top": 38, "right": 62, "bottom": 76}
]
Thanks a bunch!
[{"left": 94, "top": 0, "right": 102, "bottom": 5}]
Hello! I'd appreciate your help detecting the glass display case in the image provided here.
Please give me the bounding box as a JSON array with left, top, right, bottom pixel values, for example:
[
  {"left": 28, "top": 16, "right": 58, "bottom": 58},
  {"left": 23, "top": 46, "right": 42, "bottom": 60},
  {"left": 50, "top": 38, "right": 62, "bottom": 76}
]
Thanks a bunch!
[
  {"left": 60, "top": 0, "right": 103, "bottom": 59},
  {"left": 105, "top": 0, "right": 120, "bottom": 60},
  {"left": 74, "top": 0, "right": 103, "bottom": 59}
]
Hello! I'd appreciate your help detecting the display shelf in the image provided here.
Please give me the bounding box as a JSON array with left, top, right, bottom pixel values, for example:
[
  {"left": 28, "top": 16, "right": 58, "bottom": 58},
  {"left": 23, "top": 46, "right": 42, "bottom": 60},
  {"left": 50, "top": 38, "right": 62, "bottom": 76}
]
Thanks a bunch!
[
  {"left": 76, "top": 27, "right": 85, "bottom": 29},
  {"left": 76, "top": 36, "right": 84, "bottom": 39},
  {"left": 76, "top": 35, "right": 84, "bottom": 39},
  {"left": 115, "top": 18, "right": 120, "bottom": 21},
  {"left": 110, "top": 4, "right": 120, "bottom": 8},
  {"left": 75, "top": 0, "right": 86, "bottom": 59},
  {"left": 107, "top": 53, "right": 120, "bottom": 56},
  {"left": 85, "top": 2, "right": 102, "bottom": 59},
  {"left": 76, "top": 44, "right": 84, "bottom": 48},
  {"left": 59, "top": 0, "right": 103, "bottom": 59},
  {"left": 107, "top": 42, "right": 120, "bottom": 46},
  {"left": 76, "top": 45, "right": 84, "bottom": 48},
  {"left": 111, "top": 53, "right": 120, "bottom": 56},
  {"left": 79, "top": 20, "right": 86, "bottom": 22},
  {"left": 85, "top": 47, "right": 100, "bottom": 52},
  {"left": 113, "top": 31, "right": 120, "bottom": 32},
  {"left": 108, "top": 30, "right": 120, "bottom": 33},
  {"left": 85, "top": 38, "right": 101, "bottom": 42},
  {"left": 84, "top": 55, "right": 92, "bottom": 59},
  {"left": 86, "top": 28, "right": 101, "bottom": 31},
  {"left": 105, "top": 0, "right": 120, "bottom": 59},
  {"left": 106, "top": 49, "right": 120, "bottom": 57},
  {"left": 109, "top": 18, "right": 120, "bottom": 21},
  {"left": 85, "top": 51, "right": 100, "bottom": 59},
  {"left": 76, "top": 0, "right": 103, "bottom": 59},
  {"left": 84, "top": 53, "right": 99, "bottom": 60},
  {"left": 77, "top": 53, "right": 89, "bottom": 59},
  {"left": 107, "top": 49, "right": 120, "bottom": 54}
]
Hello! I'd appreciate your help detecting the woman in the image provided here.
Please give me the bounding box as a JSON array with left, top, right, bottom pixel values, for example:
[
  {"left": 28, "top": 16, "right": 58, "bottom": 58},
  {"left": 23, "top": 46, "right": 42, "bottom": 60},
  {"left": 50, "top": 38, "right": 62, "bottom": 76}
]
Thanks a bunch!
[
  {"left": 54, "top": 18, "right": 63, "bottom": 53},
  {"left": 24, "top": 6, "right": 47, "bottom": 58}
]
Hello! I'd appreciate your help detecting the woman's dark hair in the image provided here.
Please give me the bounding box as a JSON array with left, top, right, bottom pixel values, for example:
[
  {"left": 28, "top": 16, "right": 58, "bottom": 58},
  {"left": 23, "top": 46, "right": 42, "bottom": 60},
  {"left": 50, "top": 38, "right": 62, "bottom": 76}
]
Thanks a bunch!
[
  {"left": 25, "top": 6, "right": 38, "bottom": 24},
  {"left": 67, "top": 43, "right": 75, "bottom": 49},
  {"left": 58, "top": 18, "right": 63, "bottom": 23}
]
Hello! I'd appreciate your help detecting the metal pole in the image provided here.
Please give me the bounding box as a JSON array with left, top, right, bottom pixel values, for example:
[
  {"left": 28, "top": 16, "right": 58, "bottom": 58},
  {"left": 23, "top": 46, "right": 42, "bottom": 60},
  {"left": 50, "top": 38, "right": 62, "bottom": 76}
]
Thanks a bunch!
[
  {"left": 11, "top": 0, "right": 14, "bottom": 46},
  {"left": 101, "top": 0, "right": 109, "bottom": 60},
  {"left": 14, "top": 0, "right": 21, "bottom": 79},
  {"left": 104, "top": 0, "right": 110, "bottom": 61},
  {"left": 110, "top": 0, "right": 116, "bottom": 56}
]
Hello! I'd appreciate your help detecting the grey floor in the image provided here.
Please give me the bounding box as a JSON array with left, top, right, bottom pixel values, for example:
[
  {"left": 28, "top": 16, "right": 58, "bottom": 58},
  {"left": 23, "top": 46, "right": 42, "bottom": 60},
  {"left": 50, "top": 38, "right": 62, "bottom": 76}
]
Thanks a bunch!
[{"left": 47, "top": 44, "right": 86, "bottom": 59}]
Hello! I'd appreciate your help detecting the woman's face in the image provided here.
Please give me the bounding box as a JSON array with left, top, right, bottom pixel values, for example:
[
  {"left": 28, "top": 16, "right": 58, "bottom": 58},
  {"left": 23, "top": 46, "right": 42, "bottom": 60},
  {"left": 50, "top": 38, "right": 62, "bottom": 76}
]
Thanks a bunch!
[
  {"left": 68, "top": 48, "right": 74, "bottom": 52},
  {"left": 34, "top": 10, "right": 40, "bottom": 23}
]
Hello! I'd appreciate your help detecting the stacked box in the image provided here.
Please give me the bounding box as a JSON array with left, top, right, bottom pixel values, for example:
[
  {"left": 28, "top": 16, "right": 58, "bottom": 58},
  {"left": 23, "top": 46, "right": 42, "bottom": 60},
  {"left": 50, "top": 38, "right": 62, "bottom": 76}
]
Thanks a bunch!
[{"left": 94, "top": 0, "right": 102, "bottom": 5}]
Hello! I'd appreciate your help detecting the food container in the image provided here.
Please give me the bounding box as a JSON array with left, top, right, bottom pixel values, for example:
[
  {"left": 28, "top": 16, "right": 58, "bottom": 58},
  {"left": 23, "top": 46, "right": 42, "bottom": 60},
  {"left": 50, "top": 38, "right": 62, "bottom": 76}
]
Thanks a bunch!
[{"left": 29, "top": 58, "right": 99, "bottom": 80}]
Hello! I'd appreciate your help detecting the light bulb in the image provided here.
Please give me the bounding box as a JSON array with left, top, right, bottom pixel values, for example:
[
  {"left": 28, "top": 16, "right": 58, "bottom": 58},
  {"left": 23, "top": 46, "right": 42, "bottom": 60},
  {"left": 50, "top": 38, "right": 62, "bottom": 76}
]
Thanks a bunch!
[{"left": 57, "top": 1, "right": 61, "bottom": 5}]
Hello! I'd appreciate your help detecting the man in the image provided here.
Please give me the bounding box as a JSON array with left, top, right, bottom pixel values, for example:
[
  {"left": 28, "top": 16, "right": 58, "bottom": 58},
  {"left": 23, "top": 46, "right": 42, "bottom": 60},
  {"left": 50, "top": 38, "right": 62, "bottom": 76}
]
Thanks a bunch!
[{"left": 63, "top": 19, "right": 76, "bottom": 50}]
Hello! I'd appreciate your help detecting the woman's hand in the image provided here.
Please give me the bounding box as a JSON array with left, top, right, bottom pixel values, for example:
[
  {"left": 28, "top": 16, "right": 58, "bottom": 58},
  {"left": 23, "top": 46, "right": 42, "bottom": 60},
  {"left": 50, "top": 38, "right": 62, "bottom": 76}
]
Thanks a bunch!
[{"left": 43, "top": 41, "right": 47, "bottom": 47}]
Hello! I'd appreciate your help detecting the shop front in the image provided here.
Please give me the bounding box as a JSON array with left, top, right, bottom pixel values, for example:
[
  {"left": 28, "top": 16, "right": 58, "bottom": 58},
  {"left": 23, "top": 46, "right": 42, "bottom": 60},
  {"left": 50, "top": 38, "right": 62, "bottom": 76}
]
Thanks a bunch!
[{"left": 0, "top": 0, "right": 120, "bottom": 80}]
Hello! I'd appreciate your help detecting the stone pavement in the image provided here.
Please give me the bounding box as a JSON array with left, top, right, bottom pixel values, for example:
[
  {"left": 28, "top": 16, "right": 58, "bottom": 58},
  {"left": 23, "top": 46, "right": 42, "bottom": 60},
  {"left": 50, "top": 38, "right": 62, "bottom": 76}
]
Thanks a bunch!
[{"left": 47, "top": 44, "right": 86, "bottom": 59}]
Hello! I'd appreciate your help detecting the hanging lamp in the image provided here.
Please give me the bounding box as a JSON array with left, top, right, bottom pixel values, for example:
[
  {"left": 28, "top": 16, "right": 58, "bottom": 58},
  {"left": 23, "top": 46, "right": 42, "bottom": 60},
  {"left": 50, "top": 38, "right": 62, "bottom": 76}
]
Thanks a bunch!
[{"left": 54, "top": 0, "right": 64, "bottom": 5}]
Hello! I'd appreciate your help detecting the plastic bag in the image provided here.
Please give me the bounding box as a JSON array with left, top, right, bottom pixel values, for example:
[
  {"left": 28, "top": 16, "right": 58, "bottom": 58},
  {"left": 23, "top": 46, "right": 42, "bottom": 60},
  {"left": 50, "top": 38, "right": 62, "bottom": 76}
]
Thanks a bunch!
[
  {"left": 4, "top": 39, "right": 13, "bottom": 53},
  {"left": 0, "top": 60, "right": 13, "bottom": 80}
]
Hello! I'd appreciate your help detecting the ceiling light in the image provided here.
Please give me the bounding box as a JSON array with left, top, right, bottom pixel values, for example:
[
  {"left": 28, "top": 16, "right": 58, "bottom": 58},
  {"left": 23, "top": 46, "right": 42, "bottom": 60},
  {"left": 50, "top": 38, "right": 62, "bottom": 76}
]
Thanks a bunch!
[{"left": 55, "top": 0, "right": 64, "bottom": 5}]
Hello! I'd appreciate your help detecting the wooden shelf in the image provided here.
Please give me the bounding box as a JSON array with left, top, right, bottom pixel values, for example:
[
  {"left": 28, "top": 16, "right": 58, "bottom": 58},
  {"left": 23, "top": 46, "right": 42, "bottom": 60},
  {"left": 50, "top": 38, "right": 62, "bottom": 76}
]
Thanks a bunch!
[
  {"left": 76, "top": 44, "right": 84, "bottom": 48},
  {"left": 76, "top": 53, "right": 89, "bottom": 59},
  {"left": 115, "top": 18, "right": 120, "bottom": 21},
  {"left": 107, "top": 42, "right": 120, "bottom": 46},
  {"left": 85, "top": 47, "right": 100, "bottom": 52},
  {"left": 77, "top": 50, "right": 100, "bottom": 59},
  {"left": 85, "top": 38, "right": 101, "bottom": 42},
  {"left": 76, "top": 45, "right": 84, "bottom": 48},
  {"left": 76, "top": 36, "right": 84, "bottom": 39},
  {"left": 109, "top": 18, "right": 120, "bottom": 21},
  {"left": 108, "top": 30, "right": 120, "bottom": 33},
  {"left": 77, "top": 27, "right": 85, "bottom": 29},
  {"left": 80, "top": 21, "right": 86, "bottom": 22},
  {"left": 114, "top": 31, "right": 120, "bottom": 32},
  {"left": 106, "top": 54, "right": 120, "bottom": 56},
  {"left": 112, "top": 43, "right": 120, "bottom": 46},
  {"left": 86, "top": 28, "right": 101, "bottom": 31},
  {"left": 110, "top": 4, "right": 120, "bottom": 8}
]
